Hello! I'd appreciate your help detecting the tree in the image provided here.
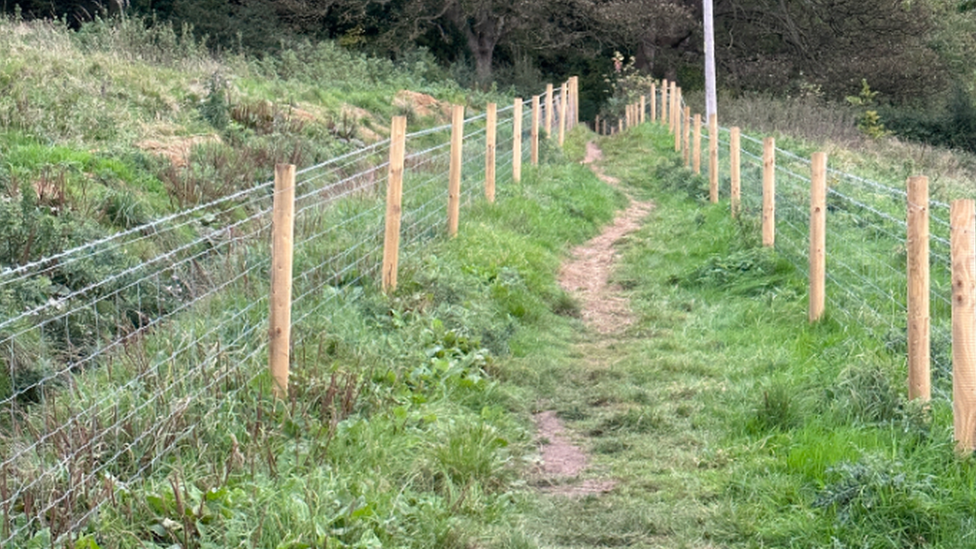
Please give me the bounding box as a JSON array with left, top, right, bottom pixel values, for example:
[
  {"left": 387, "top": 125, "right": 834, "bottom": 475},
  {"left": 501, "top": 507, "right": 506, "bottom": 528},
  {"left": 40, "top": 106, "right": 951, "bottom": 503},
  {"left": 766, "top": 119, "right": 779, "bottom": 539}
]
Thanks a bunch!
[{"left": 711, "top": 0, "right": 944, "bottom": 101}]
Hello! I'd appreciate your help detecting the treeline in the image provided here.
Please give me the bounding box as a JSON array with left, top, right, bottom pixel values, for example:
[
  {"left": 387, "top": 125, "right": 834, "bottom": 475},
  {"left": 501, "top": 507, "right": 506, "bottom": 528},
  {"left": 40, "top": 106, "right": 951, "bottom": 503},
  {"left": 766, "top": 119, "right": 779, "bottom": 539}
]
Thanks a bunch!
[{"left": 6, "top": 0, "right": 976, "bottom": 152}]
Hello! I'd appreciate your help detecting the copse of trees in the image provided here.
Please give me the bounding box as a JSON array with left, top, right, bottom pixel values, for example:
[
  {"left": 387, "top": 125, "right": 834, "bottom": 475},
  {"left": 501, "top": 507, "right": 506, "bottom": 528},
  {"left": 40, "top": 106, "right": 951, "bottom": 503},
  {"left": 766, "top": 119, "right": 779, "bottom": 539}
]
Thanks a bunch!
[{"left": 6, "top": 0, "right": 976, "bottom": 151}]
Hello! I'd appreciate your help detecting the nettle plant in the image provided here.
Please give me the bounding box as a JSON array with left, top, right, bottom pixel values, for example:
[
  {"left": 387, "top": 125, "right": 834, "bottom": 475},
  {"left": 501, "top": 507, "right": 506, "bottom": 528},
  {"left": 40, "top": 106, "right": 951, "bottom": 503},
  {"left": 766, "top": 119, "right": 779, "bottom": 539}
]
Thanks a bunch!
[{"left": 602, "top": 52, "right": 656, "bottom": 121}]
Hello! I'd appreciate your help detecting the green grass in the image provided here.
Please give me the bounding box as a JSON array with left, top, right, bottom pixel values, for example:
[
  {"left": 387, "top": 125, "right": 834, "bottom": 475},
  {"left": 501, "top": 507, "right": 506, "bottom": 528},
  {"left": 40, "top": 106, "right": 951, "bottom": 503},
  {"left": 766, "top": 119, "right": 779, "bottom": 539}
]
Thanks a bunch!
[
  {"left": 512, "top": 122, "right": 976, "bottom": 549},
  {"left": 2, "top": 124, "right": 624, "bottom": 548}
]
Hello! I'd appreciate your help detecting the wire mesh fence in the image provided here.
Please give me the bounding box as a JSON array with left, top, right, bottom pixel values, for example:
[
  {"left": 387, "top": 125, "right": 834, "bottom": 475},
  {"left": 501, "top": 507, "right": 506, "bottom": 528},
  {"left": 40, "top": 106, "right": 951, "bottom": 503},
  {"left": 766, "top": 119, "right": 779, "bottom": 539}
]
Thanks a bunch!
[
  {"left": 0, "top": 82, "right": 572, "bottom": 546},
  {"left": 645, "top": 92, "right": 956, "bottom": 400}
]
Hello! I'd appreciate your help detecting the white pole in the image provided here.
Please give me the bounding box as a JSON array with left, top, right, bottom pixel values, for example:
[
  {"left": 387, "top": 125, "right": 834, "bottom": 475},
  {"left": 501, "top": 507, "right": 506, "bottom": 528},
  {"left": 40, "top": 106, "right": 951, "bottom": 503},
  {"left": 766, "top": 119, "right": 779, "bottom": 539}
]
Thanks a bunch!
[{"left": 703, "top": 0, "right": 717, "bottom": 121}]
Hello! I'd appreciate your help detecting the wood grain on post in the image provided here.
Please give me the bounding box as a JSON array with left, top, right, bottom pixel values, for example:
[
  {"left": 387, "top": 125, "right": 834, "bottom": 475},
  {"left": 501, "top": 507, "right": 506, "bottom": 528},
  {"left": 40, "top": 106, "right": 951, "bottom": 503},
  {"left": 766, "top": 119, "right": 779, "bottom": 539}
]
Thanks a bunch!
[
  {"left": 650, "top": 82, "right": 657, "bottom": 122},
  {"left": 531, "top": 95, "right": 540, "bottom": 165},
  {"left": 545, "top": 83, "right": 554, "bottom": 138},
  {"left": 559, "top": 82, "right": 568, "bottom": 146},
  {"left": 683, "top": 106, "right": 691, "bottom": 166},
  {"left": 670, "top": 82, "right": 678, "bottom": 134},
  {"left": 952, "top": 199, "right": 976, "bottom": 451},
  {"left": 762, "top": 137, "right": 776, "bottom": 247},
  {"left": 809, "top": 152, "right": 827, "bottom": 323},
  {"left": 618, "top": 118, "right": 624, "bottom": 133},
  {"left": 513, "top": 98, "right": 523, "bottom": 182},
  {"left": 447, "top": 105, "right": 464, "bottom": 237},
  {"left": 485, "top": 103, "right": 497, "bottom": 202},
  {"left": 907, "top": 176, "right": 930, "bottom": 402},
  {"left": 730, "top": 127, "right": 741, "bottom": 218},
  {"left": 693, "top": 114, "right": 702, "bottom": 175},
  {"left": 674, "top": 96, "right": 682, "bottom": 152},
  {"left": 382, "top": 117, "right": 407, "bottom": 293},
  {"left": 661, "top": 79, "right": 669, "bottom": 127},
  {"left": 572, "top": 76, "right": 580, "bottom": 128},
  {"left": 640, "top": 95, "right": 646, "bottom": 124},
  {"left": 709, "top": 114, "right": 719, "bottom": 203},
  {"left": 269, "top": 163, "right": 296, "bottom": 399}
]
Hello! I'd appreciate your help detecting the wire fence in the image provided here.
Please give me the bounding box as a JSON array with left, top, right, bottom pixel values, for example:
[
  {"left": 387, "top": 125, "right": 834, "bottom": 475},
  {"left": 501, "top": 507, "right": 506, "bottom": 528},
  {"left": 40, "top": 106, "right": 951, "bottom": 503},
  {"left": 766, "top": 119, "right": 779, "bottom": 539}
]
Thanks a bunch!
[
  {"left": 0, "top": 82, "right": 575, "bottom": 546},
  {"left": 629, "top": 92, "right": 956, "bottom": 399}
]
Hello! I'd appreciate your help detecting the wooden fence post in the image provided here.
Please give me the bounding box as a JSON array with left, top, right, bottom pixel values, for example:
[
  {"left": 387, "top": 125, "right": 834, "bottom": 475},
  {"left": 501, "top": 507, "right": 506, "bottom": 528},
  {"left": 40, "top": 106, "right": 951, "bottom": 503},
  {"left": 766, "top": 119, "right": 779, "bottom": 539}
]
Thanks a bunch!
[
  {"left": 595, "top": 115, "right": 601, "bottom": 135},
  {"left": 531, "top": 95, "right": 540, "bottom": 166},
  {"left": 650, "top": 82, "right": 657, "bottom": 122},
  {"left": 674, "top": 94, "right": 682, "bottom": 152},
  {"left": 730, "top": 127, "right": 741, "bottom": 218},
  {"left": 572, "top": 76, "right": 580, "bottom": 128},
  {"left": 559, "top": 82, "right": 568, "bottom": 146},
  {"left": 670, "top": 82, "right": 678, "bottom": 134},
  {"left": 809, "top": 151, "right": 827, "bottom": 323},
  {"left": 545, "top": 84, "right": 554, "bottom": 139},
  {"left": 382, "top": 117, "right": 406, "bottom": 293},
  {"left": 683, "top": 106, "right": 691, "bottom": 167},
  {"left": 908, "top": 176, "right": 930, "bottom": 402},
  {"left": 762, "top": 137, "right": 776, "bottom": 247},
  {"left": 952, "top": 199, "right": 976, "bottom": 451},
  {"left": 485, "top": 103, "right": 496, "bottom": 202},
  {"left": 693, "top": 114, "right": 702, "bottom": 175},
  {"left": 269, "top": 163, "right": 296, "bottom": 398},
  {"left": 661, "top": 79, "right": 669, "bottom": 127},
  {"left": 602, "top": 119, "right": 607, "bottom": 136},
  {"left": 709, "top": 114, "right": 719, "bottom": 203},
  {"left": 640, "top": 95, "right": 646, "bottom": 124},
  {"left": 447, "top": 105, "right": 464, "bottom": 237},
  {"left": 513, "top": 98, "right": 523, "bottom": 182}
]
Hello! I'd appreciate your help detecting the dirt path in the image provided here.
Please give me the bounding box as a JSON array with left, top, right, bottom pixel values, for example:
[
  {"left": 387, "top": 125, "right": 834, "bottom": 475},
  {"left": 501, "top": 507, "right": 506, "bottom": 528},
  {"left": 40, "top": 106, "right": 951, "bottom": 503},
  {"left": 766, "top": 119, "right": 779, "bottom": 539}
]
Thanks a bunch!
[
  {"left": 557, "top": 142, "right": 654, "bottom": 335},
  {"left": 532, "top": 141, "right": 653, "bottom": 497}
]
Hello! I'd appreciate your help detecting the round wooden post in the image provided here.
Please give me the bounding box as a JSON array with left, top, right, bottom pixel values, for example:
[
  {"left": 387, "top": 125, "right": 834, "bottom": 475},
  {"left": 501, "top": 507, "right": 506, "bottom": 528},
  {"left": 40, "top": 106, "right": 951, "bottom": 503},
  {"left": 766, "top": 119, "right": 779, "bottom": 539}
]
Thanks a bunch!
[
  {"left": 693, "top": 114, "right": 702, "bottom": 175},
  {"left": 674, "top": 94, "right": 682, "bottom": 152},
  {"left": 531, "top": 95, "right": 540, "bottom": 166},
  {"left": 661, "top": 79, "right": 669, "bottom": 127},
  {"left": 485, "top": 103, "right": 497, "bottom": 202},
  {"left": 269, "top": 163, "right": 296, "bottom": 399},
  {"left": 382, "top": 117, "right": 407, "bottom": 293},
  {"left": 447, "top": 105, "right": 464, "bottom": 237},
  {"left": 762, "top": 137, "right": 776, "bottom": 247},
  {"left": 683, "top": 106, "right": 691, "bottom": 166},
  {"left": 640, "top": 95, "right": 646, "bottom": 124},
  {"left": 730, "top": 127, "right": 741, "bottom": 217},
  {"left": 545, "top": 83, "right": 554, "bottom": 139},
  {"left": 709, "top": 114, "right": 719, "bottom": 203},
  {"left": 559, "top": 82, "right": 568, "bottom": 146},
  {"left": 513, "top": 98, "right": 523, "bottom": 182},
  {"left": 572, "top": 76, "right": 580, "bottom": 128},
  {"left": 650, "top": 82, "right": 657, "bottom": 122},
  {"left": 907, "top": 176, "right": 930, "bottom": 402},
  {"left": 670, "top": 82, "right": 678, "bottom": 134},
  {"left": 952, "top": 199, "right": 976, "bottom": 451},
  {"left": 809, "top": 152, "right": 827, "bottom": 323}
]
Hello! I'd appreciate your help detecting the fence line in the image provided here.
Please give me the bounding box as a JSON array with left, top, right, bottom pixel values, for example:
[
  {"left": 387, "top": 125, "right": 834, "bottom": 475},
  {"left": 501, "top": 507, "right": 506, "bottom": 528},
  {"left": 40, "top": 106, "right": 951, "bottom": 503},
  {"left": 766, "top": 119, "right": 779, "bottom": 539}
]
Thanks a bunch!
[
  {"left": 610, "top": 81, "right": 969, "bottom": 447},
  {"left": 0, "top": 79, "right": 580, "bottom": 545}
]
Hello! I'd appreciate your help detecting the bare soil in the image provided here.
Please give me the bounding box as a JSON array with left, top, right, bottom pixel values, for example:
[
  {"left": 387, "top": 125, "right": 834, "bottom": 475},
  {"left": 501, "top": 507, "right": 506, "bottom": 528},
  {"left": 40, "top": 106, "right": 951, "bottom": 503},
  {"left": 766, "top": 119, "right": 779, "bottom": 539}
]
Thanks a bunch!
[
  {"left": 557, "top": 142, "right": 654, "bottom": 335},
  {"left": 532, "top": 141, "right": 653, "bottom": 498}
]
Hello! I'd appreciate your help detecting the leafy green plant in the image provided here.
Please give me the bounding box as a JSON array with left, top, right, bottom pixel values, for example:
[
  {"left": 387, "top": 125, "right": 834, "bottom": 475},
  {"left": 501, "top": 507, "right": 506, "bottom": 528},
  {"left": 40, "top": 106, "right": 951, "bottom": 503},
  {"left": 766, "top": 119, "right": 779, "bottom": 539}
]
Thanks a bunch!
[{"left": 846, "top": 79, "right": 889, "bottom": 139}]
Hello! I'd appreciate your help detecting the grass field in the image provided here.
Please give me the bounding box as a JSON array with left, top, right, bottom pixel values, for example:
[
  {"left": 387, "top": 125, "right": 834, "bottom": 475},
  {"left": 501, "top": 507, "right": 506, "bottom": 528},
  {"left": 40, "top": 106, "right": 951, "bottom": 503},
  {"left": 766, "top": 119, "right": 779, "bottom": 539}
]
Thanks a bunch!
[{"left": 513, "top": 123, "right": 976, "bottom": 549}]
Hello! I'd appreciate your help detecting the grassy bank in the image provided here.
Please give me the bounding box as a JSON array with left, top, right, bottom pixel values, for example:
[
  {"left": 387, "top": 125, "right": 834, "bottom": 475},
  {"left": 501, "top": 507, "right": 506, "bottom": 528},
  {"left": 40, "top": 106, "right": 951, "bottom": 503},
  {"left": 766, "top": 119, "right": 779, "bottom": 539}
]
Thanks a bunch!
[
  {"left": 5, "top": 127, "right": 631, "bottom": 548},
  {"left": 516, "top": 123, "right": 976, "bottom": 548}
]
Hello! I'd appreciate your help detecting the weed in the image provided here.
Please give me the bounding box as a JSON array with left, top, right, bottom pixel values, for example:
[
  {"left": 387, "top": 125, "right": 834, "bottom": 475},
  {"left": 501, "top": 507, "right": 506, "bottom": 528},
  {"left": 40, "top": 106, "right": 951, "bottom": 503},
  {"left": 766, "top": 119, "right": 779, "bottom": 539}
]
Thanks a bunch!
[
  {"left": 683, "top": 247, "right": 794, "bottom": 296},
  {"left": 814, "top": 456, "right": 946, "bottom": 548},
  {"left": 750, "top": 382, "right": 801, "bottom": 433}
]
